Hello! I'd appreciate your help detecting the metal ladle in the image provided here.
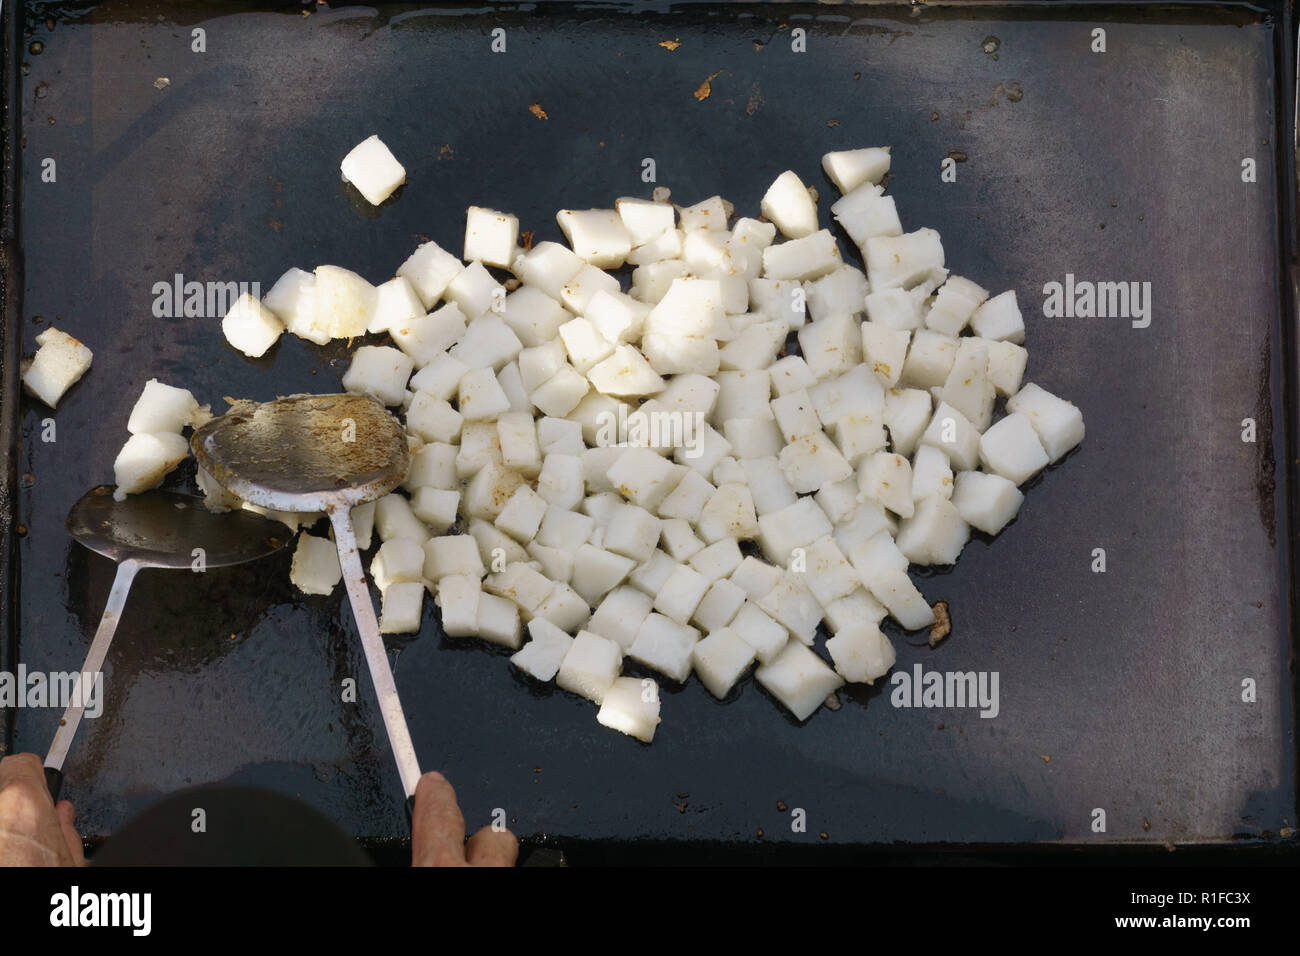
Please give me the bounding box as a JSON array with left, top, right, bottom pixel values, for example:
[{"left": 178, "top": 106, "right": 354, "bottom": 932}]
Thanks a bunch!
[
  {"left": 190, "top": 393, "right": 421, "bottom": 813},
  {"left": 46, "top": 485, "right": 288, "bottom": 799}
]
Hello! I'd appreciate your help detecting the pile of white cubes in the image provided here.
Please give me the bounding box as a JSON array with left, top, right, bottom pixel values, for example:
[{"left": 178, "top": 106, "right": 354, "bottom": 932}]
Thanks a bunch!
[{"left": 120, "top": 142, "right": 1085, "bottom": 744}]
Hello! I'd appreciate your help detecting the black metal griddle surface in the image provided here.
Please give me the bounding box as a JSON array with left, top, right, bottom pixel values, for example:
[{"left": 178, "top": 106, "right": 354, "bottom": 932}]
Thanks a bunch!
[{"left": 4, "top": 1, "right": 1295, "bottom": 850}]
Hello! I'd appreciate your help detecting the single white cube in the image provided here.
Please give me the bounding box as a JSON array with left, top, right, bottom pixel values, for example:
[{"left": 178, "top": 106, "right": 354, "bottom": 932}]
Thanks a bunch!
[
  {"left": 370, "top": 537, "right": 426, "bottom": 591},
  {"left": 758, "top": 573, "right": 824, "bottom": 646},
  {"left": 755, "top": 640, "right": 844, "bottom": 721},
  {"left": 112, "top": 432, "right": 190, "bottom": 499},
  {"left": 822, "top": 146, "right": 891, "bottom": 193},
  {"left": 761, "top": 230, "right": 842, "bottom": 281},
  {"left": 825, "top": 623, "right": 896, "bottom": 684},
  {"left": 221, "top": 293, "right": 284, "bottom": 358},
  {"left": 436, "top": 574, "right": 481, "bottom": 637},
  {"left": 340, "top": 134, "right": 406, "bottom": 206},
  {"left": 628, "top": 612, "right": 700, "bottom": 683},
  {"left": 696, "top": 482, "right": 759, "bottom": 543},
  {"left": 126, "top": 379, "right": 200, "bottom": 435},
  {"left": 867, "top": 568, "right": 935, "bottom": 631},
  {"left": 596, "top": 676, "right": 662, "bottom": 743},
  {"left": 571, "top": 544, "right": 637, "bottom": 605},
  {"left": 290, "top": 532, "right": 342, "bottom": 595},
  {"left": 760, "top": 170, "right": 819, "bottom": 239},
  {"left": 863, "top": 229, "right": 946, "bottom": 290},
  {"left": 969, "top": 290, "right": 1025, "bottom": 343},
  {"left": 895, "top": 494, "right": 970, "bottom": 565},
  {"left": 496, "top": 485, "right": 549, "bottom": 543},
  {"left": 409, "top": 487, "right": 460, "bottom": 534},
  {"left": 587, "top": 585, "right": 655, "bottom": 651},
  {"left": 692, "top": 628, "right": 757, "bottom": 698},
  {"left": 397, "top": 240, "right": 464, "bottom": 309},
  {"left": 343, "top": 346, "right": 414, "bottom": 407},
  {"left": 463, "top": 205, "right": 520, "bottom": 268},
  {"left": 423, "top": 535, "right": 486, "bottom": 581},
  {"left": 653, "top": 564, "right": 711, "bottom": 625},
  {"left": 951, "top": 470, "right": 1024, "bottom": 535},
  {"left": 314, "top": 265, "right": 378, "bottom": 339},
  {"left": 557, "top": 630, "right": 623, "bottom": 703},
  {"left": 1005, "top": 382, "right": 1085, "bottom": 462},
  {"left": 476, "top": 592, "right": 523, "bottom": 649},
  {"left": 556, "top": 209, "right": 632, "bottom": 268},
  {"left": 692, "top": 578, "right": 747, "bottom": 632},
  {"left": 511, "top": 618, "right": 575, "bottom": 682},
  {"left": 979, "top": 412, "right": 1050, "bottom": 485},
  {"left": 379, "top": 582, "right": 425, "bottom": 634}
]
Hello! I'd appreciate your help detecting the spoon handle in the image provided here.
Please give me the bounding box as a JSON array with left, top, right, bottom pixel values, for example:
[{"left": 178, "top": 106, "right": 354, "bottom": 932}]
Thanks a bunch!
[
  {"left": 44, "top": 557, "right": 141, "bottom": 794},
  {"left": 328, "top": 507, "right": 422, "bottom": 803}
]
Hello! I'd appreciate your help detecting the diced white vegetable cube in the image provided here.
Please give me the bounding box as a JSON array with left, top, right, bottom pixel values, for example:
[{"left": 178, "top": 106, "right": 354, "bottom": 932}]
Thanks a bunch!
[
  {"left": 511, "top": 618, "right": 575, "bottom": 682},
  {"left": 112, "top": 432, "right": 190, "bottom": 499},
  {"left": 802, "top": 535, "right": 859, "bottom": 605},
  {"left": 696, "top": 482, "right": 759, "bottom": 543},
  {"left": 556, "top": 209, "right": 632, "bottom": 268},
  {"left": 919, "top": 401, "right": 982, "bottom": 471},
  {"left": 761, "top": 229, "right": 842, "bottom": 281},
  {"left": 895, "top": 494, "right": 969, "bottom": 565},
  {"left": 628, "top": 549, "right": 676, "bottom": 597},
  {"left": 290, "top": 532, "right": 342, "bottom": 595},
  {"left": 692, "top": 628, "right": 757, "bottom": 698},
  {"left": 536, "top": 416, "right": 584, "bottom": 457},
  {"left": 390, "top": 303, "right": 468, "bottom": 368},
  {"left": 825, "top": 623, "right": 895, "bottom": 684},
  {"left": 678, "top": 195, "right": 729, "bottom": 232},
  {"left": 863, "top": 229, "right": 946, "bottom": 290},
  {"left": 688, "top": 538, "right": 743, "bottom": 582},
  {"left": 596, "top": 676, "right": 662, "bottom": 743},
  {"left": 463, "top": 205, "right": 520, "bottom": 268},
  {"left": 409, "top": 487, "right": 460, "bottom": 534},
  {"left": 314, "top": 265, "right": 377, "bottom": 339},
  {"left": 340, "top": 134, "right": 405, "bottom": 205},
  {"left": 830, "top": 183, "right": 902, "bottom": 246},
  {"left": 556, "top": 630, "right": 623, "bottom": 702},
  {"left": 376, "top": 492, "right": 430, "bottom": 542},
  {"left": 866, "top": 568, "right": 935, "bottom": 631},
  {"left": 979, "top": 412, "right": 1049, "bottom": 485},
  {"left": 758, "top": 573, "right": 823, "bottom": 646},
  {"left": 779, "top": 430, "right": 854, "bottom": 494},
  {"left": 379, "top": 581, "right": 425, "bottom": 634},
  {"left": 476, "top": 592, "right": 523, "bottom": 649},
  {"left": 571, "top": 544, "right": 636, "bottom": 604},
  {"left": 940, "top": 341, "right": 995, "bottom": 431},
  {"left": 862, "top": 323, "right": 911, "bottom": 387},
  {"left": 533, "top": 583, "right": 591, "bottom": 633},
  {"left": 561, "top": 263, "right": 620, "bottom": 314},
  {"left": 405, "top": 393, "right": 462, "bottom": 444},
  {"left": 911, "top": 444, "right": 955, "bottom": 501},
  {"left": 653, "top": 564, "right": 711, "bottom": 625},
  {"left": 616, "top": 196, "right": 676, "bottom": 245},
  {"left": 436, "top": 574, "right": 481, "bottom": 637},
  {"left": 530, "top": 364, "right": 590, "bottom": 417},
  {"left": 730, "top": 557, "right": 784, "bottom": 602},
  {"left": 628, "top": 612, "right": 700, "bottom": 682},
  {"left": 969, "top": 290, "right": 1025, "bottom": 343},
  {"left": 397, "top": 241, "right": 464, "bottom": 309},
  {"left": 823, "top": 587, "right": 888, "bottom": 633},
  {"left": 1005, "top": 383, "right": 1085, "bottom": 462},
  {"left": 220, "top": 293, "right": 284, "bottom": 358},
  {"left": 757, "top": 497, "right": 833, "bottom": 565},
  {"left": 724, "top": 601, "right": 787, "bottom": 668},
  {"left": 883, "top": 387, "right": 933, "bottom": 459},
  {"left": 798, "top": 314, "right": 862, "bottom": 379},
  {"left": 587, "top": 585, "right": 655, "bottom": 651},
  {"left": 512, "top": 241, "right": 585, "bottom": 300},
  {"left": 749, "top": 278, "right": 807, "bottom": 332},
  {"left": 495, "top": 485, "right": 548, "bottom": 543},
  {"left": 457, "top": 367, "right": 512, "bottom": 422},
  {"left": 858, "top": 451, "right": 917, "bottom": 517},
  {"left": 263, "top": 267, "right": 319, "bottom": 338},
  {"left": 607, "top": 448, "right": 683, "bottom": 510},
  {"left": 822, "top": 146, "right": 891, "bottom": 193},
  {"left": 371, "top": 537, "right": 426, "bottom": 591},
  {"left": 127, "top": 380, "right": 200, "bottom": 435},
  {"left": 692, "top": 578, "right": 747, "bottom": 632},
  {"left": 343, "top": 346, "right": 413, "bottom": 407},
  {"left": 755, "top": 640, "right": 844, "bottom": 721},
  {"left": 761, "top": 170, "right": 819, "bottom": 239},
  {"left": 588, "top": 345, "right": 665, "bottom": 396},
  {"left": 951, "top": 470, "right": 1024, "bottom": 535},
  {"left": 423, "top": 535, "right": 486, "bottom": 581}
]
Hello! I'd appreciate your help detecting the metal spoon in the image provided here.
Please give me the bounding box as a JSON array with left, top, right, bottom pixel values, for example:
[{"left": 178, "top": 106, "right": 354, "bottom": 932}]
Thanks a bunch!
[
  {"left": 46, "top": 485, "right": 288, "bottom": 800},
  {"left": 190, "top": 393, "right": 421, "bottom": 812}
]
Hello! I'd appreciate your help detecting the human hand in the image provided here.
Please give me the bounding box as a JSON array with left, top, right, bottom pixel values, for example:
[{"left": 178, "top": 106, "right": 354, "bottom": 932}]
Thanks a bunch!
[
  {"left": 411, "top": 771, "right": 517, "bottom": 867},
  {"left": 0, "top": 754, "right": 85, "bottom": 867}
]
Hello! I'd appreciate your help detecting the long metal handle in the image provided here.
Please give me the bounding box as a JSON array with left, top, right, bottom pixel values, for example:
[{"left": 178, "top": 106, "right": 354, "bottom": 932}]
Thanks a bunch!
[
  {"left": 328, "top": 507, "right": 421, "bottom": 800},
  {"left": 44, "top": 557, "right": 139, "bottom": 781}
]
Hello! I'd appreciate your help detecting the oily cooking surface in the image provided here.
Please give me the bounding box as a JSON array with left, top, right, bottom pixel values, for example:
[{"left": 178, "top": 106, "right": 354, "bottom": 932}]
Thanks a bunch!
[
  {"left": 8, "top": 2, "right": 1294, "bottom": 848},
  {"left": 194, "top": 394, "right": 409, "bottom": 503}
]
